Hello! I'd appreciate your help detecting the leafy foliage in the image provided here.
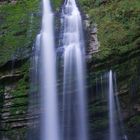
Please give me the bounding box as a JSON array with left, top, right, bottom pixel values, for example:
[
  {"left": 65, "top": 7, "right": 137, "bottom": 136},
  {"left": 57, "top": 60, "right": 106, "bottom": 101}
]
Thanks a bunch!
[{"left": 79, "top": 0, "right": 140, "bottom": 61}]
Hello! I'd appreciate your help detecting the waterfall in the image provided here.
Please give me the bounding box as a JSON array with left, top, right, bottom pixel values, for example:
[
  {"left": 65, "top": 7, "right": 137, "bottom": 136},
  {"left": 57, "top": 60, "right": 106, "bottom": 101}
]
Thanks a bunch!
[
  {"left": 60, "top": 0, "right": 88, "bottom": 140},
  {"left": 29, "top": 1, "right": 128, "bottom": 140},
  {"left": 39, "top": 0, "right": 60, "bottom": 140},
  {"left": 29, "top": 0, "right": 60, "bottom": 140},
  {"left": 108, "top": 70, "right": 128, "bottom": 140},
  {"left": 108, "top": 70, "right": 117, "bottom": 140}
]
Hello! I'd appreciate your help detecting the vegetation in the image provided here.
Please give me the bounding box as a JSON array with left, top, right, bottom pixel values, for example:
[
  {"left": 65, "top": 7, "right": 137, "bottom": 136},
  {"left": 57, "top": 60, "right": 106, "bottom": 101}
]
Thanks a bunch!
[
  {"left": 0, "top": 0, "right": 40, "bottom": 65},
  {"left": 79, "top": 0, "right": 140, "bottom": 61},
  {"left": 52, "top": 0, "right": 63, "bottom": 11},
  {"left": 0, "top": 0, "right": 140, "bottom": 139}
]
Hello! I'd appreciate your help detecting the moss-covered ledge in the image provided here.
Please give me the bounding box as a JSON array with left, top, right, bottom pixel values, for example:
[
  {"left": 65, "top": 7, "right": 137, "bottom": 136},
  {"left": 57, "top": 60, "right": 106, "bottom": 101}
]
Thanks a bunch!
[{"left": 87, "top": 44, "right": 140, "bottom": 71}]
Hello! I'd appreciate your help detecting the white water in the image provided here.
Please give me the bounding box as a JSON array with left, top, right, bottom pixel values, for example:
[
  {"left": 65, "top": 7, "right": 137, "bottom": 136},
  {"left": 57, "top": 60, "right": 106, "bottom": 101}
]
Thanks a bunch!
[
  {"left": 108, "top": 70, "right": 117, "bottom": 140},
  {"left": 39, "top": 0, "right": 60, "bottom": 140},
  {"left": 108, "top": 70, "right": 128, "bottom": 140},
  {"left": 61, "top": 0, "right": 88, "bottom": 140}
]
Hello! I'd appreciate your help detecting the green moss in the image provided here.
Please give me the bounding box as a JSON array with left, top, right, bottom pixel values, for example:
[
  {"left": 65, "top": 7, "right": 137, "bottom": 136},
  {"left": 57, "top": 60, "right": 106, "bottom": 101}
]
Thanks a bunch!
[
  {"left": 10, "top": 104, "right": 27, "bottom": 116},
  {"left": 52, "top": 0, "right": 62, "bottom": 11},
  {"left": 10, "top": 77, "right": 28, "bottom": 116},
  {"left": 2, "top": 128, "right": 26, "bottom": 140},
  {"left": 12, "top": 62, "right": 29, "bottom": 98},
  {"left": 128, "top": 115, "right": 140, "bottom": 127},
  {"left": 0, "top": 0, "right": 40, "bottom": 65},
  {"left": 90, "top": 119, "right": 108, "bottom": 130},
  {"left": 89, "top": 104, "right": 107, "bottom": 114},
  {"left": 9, "top": 61, "right": 30, "bottom": 117}
]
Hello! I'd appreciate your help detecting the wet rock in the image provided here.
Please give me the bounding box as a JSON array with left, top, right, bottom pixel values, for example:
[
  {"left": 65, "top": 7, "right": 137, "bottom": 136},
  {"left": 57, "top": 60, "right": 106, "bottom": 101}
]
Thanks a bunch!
[
  {"left": 90, "top": 24, "right": 100, "bottom": 51},
  {"left": 0, "top": 73, "right": 23, "bottom": 84},
  {"left": 83, "top": 14, "right": 90, "bottom": 29},
  {"left": 0, "top": 0, "right": 17, "bottom": 4},
  {"left": 99, "top": 0, "right": 108, "bottom": 5},
  {"left": 133, "top": 104, "right": 140, "bottom": 112},
  {"left": 87, "top": 24, "right": 100, "bottom": 60},
  {"left": 13, "top": 29, "right": 27, "bottom": 36}
]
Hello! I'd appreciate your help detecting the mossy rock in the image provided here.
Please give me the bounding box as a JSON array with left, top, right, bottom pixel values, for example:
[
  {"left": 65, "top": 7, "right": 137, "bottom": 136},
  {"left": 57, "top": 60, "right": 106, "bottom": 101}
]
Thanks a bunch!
[{"left": 0, "top": 0, "right": 40, "bottom": 65}]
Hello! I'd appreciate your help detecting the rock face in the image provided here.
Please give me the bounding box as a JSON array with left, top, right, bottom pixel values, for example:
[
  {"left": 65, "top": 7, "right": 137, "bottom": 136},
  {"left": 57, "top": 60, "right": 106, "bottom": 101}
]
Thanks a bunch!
[
  {"left": 89, "top": 24, "right": 100, "bottom": 53},
  {"left": 87, "top": 54, "right": 140, "bottom": 140},
  {"left": 0, "top": 59, "right": 29, "bottom": 139},
  {"left": 0, "top": 0, "right": 140, "bottom": 139},
  {"left": 0, "top": 0, "right": 40, "bottom": 139},
  {"left": 80, "top": 0, "right": 140, "bottom": 138},
  {"left": 84, "top": 15, "right": 100, "bottom": 59}
]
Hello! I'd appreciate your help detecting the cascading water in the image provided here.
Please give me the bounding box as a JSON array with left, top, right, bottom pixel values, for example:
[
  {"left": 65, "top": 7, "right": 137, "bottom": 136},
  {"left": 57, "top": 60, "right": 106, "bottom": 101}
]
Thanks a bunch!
[
  {"left": 108, "top": 70, "right": 128, "bottom": 140},
  {"left": 39, "top": 1, "right": 60, "bottom": 140},
  {"left": 29, "top": 1, "right": 128, "bottom": 140},
  {"left": 108, "top": 70, "right": 117, "bottom": 140},
  {"left": 31, "top": 0, "right": 60, "bottom": 140},
  {"left": 60, "top": 0, "right": 88, "bottom": 140}
]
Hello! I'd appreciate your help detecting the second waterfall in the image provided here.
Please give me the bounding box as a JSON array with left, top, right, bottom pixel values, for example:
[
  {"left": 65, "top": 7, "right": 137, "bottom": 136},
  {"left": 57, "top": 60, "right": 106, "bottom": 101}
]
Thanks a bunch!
[{"left": 60, "top": 0, "right": 88, "bottom": 140}]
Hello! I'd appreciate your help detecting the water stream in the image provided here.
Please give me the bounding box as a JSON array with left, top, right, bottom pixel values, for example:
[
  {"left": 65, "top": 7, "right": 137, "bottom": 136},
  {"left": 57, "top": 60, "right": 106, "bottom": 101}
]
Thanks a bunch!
[
  {"left": 60, "top": 0, "right": 88, "bottom": 140},
  {"left": 108, "top": 70, "right": 128, "bottom": 140},
  {"left": 39, "top": 0, "right": 60, "bottom": 140},
  {"left": 108, "top": 70, "right": 117, "bottom": 140}
]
